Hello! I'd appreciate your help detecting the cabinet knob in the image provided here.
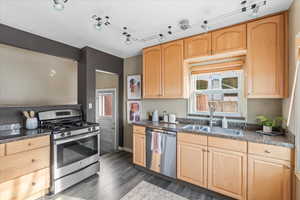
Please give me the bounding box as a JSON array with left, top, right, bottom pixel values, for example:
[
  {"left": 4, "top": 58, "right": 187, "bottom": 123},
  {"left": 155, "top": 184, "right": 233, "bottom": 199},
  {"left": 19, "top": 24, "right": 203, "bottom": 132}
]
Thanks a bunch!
[
  {"left": 32, "top": 159, "right": 36, "bottom": 163},
  {"left": 264, "top": 150, "right": 271, "bottom": 153},
  {"left": 32, "top": 182, "right": 36, "bottom": 186},
  {"left": 28, "top": 142, "right": 32, "bottom": 146}
]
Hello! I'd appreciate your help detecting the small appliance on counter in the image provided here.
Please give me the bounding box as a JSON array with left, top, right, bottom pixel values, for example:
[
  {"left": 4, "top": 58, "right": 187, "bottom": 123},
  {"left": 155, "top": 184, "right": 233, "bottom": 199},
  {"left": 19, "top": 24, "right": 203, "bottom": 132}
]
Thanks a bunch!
[
  {"left": 152, "top": 110, "right": 159, "bottom": 122},
  {"left": 168, "top": 114, "right": 177, "bottom": 124}
]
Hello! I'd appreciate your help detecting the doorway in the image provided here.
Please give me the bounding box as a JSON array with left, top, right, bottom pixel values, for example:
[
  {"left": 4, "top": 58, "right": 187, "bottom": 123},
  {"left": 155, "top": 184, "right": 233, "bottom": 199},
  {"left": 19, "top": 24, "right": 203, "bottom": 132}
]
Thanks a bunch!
[{"left": 95, "top": 71, "right": 119, "bottom": 155}]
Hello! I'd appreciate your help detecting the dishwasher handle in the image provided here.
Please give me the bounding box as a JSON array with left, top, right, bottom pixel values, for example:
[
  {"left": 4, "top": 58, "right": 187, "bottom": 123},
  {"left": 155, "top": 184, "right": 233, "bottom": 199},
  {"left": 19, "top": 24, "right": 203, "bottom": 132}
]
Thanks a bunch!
[{"left": 146, "top": 128, "right": 176, "bottom": 136}]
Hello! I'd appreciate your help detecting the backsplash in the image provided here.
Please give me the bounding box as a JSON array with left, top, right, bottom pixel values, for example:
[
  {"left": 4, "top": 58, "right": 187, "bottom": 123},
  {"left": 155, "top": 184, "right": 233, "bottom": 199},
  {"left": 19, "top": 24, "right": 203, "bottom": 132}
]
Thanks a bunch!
[{"left": 0, "top": 104, "right": 81, "bottom": 126}]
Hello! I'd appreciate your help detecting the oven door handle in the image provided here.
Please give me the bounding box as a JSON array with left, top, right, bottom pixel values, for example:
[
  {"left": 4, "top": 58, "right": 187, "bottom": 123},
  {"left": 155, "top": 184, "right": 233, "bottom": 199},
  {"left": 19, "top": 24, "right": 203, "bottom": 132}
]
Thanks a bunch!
[{"left": 54, "top": 131, "right": 100, "bottom": 145}]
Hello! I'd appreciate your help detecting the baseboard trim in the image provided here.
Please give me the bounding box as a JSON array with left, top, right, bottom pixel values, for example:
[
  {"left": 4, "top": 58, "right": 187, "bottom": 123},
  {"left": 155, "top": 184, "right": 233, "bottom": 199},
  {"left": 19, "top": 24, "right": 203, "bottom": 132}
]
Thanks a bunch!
[{"left": 118, "top": 146, "right": 133, "bottom": 153}]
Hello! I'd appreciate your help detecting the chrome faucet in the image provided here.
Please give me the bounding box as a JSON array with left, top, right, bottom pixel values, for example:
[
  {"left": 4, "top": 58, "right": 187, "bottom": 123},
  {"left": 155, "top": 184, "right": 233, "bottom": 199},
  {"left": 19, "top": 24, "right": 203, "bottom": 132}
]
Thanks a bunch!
[{"left": 208, "top": 103, "right": 217, "bottom": 131}]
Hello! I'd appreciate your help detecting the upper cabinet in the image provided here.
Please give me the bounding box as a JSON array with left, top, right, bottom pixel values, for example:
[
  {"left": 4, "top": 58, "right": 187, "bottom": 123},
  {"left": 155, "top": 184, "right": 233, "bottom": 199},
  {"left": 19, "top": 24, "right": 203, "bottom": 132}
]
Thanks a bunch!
[
  {"left": 184, "top": 33, "right": 212, "bottom": 59},
  {"left": 247, "top": 14, "right": 287, "bottom": 98},
  {"left": 161, "top": 40, "right": 184, "bottom": 98},
  {"left": 212, "top": 24, "right": 247, "bottom": 54},
  {"left": 142, "top": 13, "right": 288, "bottom": 99},
  {"left": 143, "top": 40, "right": 185, "bottom": 99},
  {"left": 143, "top": 46, "right": 162, "bottom": 98}
]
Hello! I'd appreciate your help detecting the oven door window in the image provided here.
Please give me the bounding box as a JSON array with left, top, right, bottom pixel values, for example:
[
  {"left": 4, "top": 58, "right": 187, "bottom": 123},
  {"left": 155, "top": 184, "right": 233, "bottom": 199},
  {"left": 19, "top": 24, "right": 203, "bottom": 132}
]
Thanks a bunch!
[{"left": 56, "top": 135, "right": 98, "bottom": 168}]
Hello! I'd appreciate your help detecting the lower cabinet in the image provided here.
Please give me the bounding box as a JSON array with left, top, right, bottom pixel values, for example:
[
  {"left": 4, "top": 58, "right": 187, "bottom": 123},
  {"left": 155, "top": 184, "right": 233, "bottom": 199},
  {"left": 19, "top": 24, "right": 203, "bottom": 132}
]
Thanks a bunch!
[
  {"left": 0, "top": 168, "right": 50, "bottom": 200},
  {"left": 133, "top": 133, "right": 146, "bottom": 167},
  {"left": 207, "top": 147, "right": 247, "bottom": 200},
  {"left": 177, "top": 142, "right": 207, "bottom": 187},
  {"left": 248, "top": 155, "right": 291, "bottom": 200}
]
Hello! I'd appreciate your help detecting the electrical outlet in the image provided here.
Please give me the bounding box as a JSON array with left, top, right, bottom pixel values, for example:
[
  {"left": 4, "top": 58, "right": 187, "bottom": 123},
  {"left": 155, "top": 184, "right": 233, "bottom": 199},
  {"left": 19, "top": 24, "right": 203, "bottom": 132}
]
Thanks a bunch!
[{"left": 88, "top": 103, "right": 93, "bottom": 109}]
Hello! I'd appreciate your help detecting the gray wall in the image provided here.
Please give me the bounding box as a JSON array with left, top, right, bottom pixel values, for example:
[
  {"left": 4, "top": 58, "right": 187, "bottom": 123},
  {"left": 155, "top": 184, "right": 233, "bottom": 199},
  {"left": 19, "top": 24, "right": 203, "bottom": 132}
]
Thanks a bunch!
[
  {"left": 78, "top": 47, "right": 124, "bottom": 146},
  {"left": 123, "top": 55, "right": 283, "bottom": 150}
]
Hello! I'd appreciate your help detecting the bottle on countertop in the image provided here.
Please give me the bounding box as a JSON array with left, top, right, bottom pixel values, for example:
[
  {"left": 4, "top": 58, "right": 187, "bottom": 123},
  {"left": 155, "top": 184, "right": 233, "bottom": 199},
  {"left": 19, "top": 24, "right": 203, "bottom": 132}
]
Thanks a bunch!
[
  {"left": 222, "top": 117, "right": 228, "bottom": 129},
  {"left": 163, "top": 111, "right": 168, "bottom": 123},
  {"left": 152, "top": 110, "right": 159, "bottom": 122}
]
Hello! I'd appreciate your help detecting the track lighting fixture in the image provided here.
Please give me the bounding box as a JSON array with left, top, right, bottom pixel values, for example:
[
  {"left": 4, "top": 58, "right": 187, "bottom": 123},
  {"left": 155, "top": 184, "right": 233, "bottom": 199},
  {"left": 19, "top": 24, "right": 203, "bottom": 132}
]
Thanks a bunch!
[
  {"left": 158, "top": 34, "right": 165, "bottom": 42},
  {"left": 53, "top": 0, "right": 68, "bottom": 11},
  {"left": 123, "top": 27, "right": 132, "bottom": 45},
  {"left": 201, "top": 20, "right": 209, "bottom": 32},
  {"left": 91, "top": 15, "right": 111, "bottom": 31}
]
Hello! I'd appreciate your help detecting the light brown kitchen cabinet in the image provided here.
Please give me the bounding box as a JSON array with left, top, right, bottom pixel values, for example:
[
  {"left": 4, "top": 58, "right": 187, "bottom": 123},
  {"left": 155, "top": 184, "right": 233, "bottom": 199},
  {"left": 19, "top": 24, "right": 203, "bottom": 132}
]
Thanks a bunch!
[
  {"left": 207, "top": 147, "right": 247, "bottom": 200},
  {"left": 212, "top": 24, "right": 246, "bottom": 54},
  {"left": 133, "top": 126, "right": 146, "bottom": 167},
  {"left": 143, "top": 46, "right": 162, "bottom": 98},
  {"left": 177, "top": 141, "right": 208, "bottom": 187},
  {"left": 247, "top": 14, "right": 287, "bottom": 98},
  {"left": 184, "top": 33, "right": 212, "bottom": 59},
  {"left": 248, "top": 155, "right": 291, "bottom": 200},
  {"left": 0, "top": 144, "right": 4, "bottom": 157},
  {"left": 161, "top": 40, "right": 184, "bottom": 98}
]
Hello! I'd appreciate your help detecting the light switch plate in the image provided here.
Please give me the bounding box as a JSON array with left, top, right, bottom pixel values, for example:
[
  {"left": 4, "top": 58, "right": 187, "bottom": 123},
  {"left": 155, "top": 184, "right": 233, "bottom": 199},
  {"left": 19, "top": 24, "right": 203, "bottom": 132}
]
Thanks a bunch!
[{"left": 88, "top": 103, "right": 93, "bottom": 109}]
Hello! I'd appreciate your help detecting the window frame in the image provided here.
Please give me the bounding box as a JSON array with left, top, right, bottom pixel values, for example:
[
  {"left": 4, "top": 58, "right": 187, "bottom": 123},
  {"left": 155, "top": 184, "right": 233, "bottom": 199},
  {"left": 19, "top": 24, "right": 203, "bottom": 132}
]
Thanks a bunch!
[{"left": 188, "top": 70, "right": 245, "bottom": 117}]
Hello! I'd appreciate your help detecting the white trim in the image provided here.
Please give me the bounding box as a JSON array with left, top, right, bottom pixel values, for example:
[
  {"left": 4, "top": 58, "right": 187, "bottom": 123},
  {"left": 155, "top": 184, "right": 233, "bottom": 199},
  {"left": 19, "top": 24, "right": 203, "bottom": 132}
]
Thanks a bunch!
[{"left": 118, "top": 146, "right": 133, "bottom": 153}]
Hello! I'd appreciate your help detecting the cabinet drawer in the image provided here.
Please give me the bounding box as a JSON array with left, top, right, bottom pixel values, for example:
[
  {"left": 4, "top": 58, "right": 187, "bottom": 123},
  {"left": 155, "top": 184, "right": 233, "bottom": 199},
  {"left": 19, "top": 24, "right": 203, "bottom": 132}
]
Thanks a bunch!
[
  {"left": 0, "top": 168, "right": 49, "bottom": 200},
  {"left": 178, "top": 132, "right": 208, "bottom": 146},
  {"left": 208, "top": 137, "right": 247, "bottom": 153},
  {"left": 133, "top": 126, "right": 146, "bottom": 135},
  {"left": 248, "top": 142, "right": 292, "bottom": 161},
  {"left": 6, "top": 135, "right": 50, "bottom": 155},
  {"left": 0, "top": 146, "right": 50, "bottom": 183},
  {"left": 0, "top": 144, "right": 4, "bottom": 157}
]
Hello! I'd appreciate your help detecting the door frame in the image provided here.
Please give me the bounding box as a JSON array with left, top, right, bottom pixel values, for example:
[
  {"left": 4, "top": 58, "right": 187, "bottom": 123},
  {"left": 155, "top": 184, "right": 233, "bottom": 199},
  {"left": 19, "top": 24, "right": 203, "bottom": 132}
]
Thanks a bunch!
[{"left": 96, "top": 88, "right": 119, "bottom": 152}]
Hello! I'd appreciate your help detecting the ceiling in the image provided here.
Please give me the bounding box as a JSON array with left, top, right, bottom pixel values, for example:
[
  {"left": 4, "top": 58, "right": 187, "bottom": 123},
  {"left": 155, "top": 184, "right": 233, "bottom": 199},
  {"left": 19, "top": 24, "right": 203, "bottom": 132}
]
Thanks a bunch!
[{"left": 0, "top": 0, "right": 294, "bottom": 58}]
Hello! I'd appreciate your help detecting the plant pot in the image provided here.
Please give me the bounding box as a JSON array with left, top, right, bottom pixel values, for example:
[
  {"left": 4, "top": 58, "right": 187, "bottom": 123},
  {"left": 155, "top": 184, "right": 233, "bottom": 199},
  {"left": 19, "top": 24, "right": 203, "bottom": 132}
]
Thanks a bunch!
[{"left": 263, "top": 125, "right": 272, "bottom": 133}]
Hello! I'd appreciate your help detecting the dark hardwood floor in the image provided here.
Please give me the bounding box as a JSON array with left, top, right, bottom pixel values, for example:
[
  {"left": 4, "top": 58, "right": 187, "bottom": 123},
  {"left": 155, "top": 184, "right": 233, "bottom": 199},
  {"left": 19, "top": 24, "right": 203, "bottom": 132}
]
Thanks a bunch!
[{"left": 47, "top": 151, "right": 234, "bottom": 200}]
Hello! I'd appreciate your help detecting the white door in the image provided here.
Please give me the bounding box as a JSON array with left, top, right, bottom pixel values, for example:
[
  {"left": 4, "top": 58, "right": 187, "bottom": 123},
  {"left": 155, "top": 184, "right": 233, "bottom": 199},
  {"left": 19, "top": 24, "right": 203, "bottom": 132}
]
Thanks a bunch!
[{"left": 96, "top": 89, "right": 118, "bottom": 154}]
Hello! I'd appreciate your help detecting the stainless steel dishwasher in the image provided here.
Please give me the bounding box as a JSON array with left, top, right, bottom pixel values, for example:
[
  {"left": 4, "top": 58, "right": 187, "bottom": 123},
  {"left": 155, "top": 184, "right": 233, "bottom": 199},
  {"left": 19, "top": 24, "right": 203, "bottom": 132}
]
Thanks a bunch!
[{"left": 146, "top": 128, "right": 177, "bottom": 178}]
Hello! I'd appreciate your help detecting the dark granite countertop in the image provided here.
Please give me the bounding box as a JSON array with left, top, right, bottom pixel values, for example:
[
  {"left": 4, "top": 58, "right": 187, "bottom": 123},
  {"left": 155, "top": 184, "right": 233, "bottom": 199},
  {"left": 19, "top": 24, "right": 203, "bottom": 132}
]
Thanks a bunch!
[
  {"left": 0, "top": 128, "right": 51, "bottom": 144},
  {"left": 133, "top": 121, "right": 295, "bottom": 148}
]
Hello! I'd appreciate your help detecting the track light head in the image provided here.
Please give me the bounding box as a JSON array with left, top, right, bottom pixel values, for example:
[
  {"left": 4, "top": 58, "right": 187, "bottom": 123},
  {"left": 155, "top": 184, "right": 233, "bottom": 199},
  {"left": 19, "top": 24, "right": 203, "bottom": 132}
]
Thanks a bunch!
[{"left": 53, "top": 0, "right": 68, "bottom": 11}]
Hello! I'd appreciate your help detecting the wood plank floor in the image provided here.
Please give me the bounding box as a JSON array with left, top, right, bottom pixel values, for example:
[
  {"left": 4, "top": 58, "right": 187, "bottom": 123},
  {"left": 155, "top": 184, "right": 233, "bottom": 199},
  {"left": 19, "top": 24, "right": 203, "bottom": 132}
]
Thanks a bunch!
[{"left": 47, "top": 151, "right": 234, "bottom": 200}]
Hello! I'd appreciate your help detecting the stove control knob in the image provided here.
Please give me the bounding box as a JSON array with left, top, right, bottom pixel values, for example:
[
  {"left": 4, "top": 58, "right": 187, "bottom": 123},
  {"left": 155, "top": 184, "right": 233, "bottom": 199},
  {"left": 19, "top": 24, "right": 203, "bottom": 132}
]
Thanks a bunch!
[{"left": 60, "top": 133, "right": 65, "bottom": 138}]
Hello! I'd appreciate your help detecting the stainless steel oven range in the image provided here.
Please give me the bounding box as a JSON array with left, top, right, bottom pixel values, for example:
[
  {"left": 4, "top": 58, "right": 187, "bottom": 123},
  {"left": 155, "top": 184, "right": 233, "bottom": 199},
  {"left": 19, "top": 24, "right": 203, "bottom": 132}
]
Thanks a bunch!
[{"left": 38, "top": 109, "right": 101, "bottom": 194}]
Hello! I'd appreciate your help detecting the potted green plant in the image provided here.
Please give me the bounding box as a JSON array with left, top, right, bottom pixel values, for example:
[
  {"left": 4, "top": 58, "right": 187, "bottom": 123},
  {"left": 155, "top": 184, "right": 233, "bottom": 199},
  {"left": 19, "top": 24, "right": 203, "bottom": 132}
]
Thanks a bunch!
[{"left": 256, "top": 116, "right": 284, "bottom": 133}]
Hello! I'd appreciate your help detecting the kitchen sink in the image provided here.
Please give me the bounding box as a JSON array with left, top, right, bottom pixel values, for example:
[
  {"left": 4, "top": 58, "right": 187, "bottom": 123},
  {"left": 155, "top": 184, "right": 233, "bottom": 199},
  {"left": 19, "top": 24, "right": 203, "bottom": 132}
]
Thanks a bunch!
[{"left": 181, "top": 124, "right": 243, "bottom": 136}]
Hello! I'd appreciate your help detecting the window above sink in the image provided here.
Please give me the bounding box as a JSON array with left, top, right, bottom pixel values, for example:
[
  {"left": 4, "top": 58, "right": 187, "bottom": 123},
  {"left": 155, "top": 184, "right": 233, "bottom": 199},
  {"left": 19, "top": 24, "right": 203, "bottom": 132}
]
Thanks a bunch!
[{"left": 189, "top": 70, "right": 245, "bottom": 118}]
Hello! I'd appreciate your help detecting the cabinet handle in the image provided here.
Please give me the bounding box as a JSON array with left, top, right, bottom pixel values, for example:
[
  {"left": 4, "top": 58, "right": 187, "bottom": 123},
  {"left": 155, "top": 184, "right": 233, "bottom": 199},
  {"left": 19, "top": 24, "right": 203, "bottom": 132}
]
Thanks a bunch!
[{"left": 264, "top": 150, "right": 271, "bottom": 153}]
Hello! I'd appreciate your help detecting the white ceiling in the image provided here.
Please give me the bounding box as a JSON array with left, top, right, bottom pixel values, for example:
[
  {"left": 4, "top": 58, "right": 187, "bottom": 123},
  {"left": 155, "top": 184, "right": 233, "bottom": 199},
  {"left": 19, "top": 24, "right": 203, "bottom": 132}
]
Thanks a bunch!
[{"left": 0, "top": 0, "right": 293, "bottom": 58}]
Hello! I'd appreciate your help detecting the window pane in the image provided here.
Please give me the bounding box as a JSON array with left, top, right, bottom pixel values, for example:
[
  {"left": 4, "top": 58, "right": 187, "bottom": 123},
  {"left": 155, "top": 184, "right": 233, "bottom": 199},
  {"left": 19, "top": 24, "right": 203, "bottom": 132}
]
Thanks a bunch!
[
  {"left": 222, "top": 77, "right": 238, "bottom": 89},
  {"left": 196, "top": 80, "right": 208, "bottom": 90},
  {"left": 104, "top": 95, "right": 113, "bottom": 116},
  {"left": 196, "top": 94, "right": 209, "bottom": 112}
]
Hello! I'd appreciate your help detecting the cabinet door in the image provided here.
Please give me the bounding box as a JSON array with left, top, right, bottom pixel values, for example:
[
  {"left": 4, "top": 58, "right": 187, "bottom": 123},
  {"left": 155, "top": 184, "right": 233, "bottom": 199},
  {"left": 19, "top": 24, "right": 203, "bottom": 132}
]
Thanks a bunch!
[
  {"left": 248, "top": 155, "right": 291, "bottom": 200},
  {"left": 161, "top": 40, "right": 184, "bottom": 98},
  {"left": 177, "top": 142, "right": 207, "bottom": 187},
  {"left": 184, "top": 33, "right": 212, "bottom": 59},
  {"left": 212, "top": 24, "right": 246, "bottom": 54},
  {"left": 133, "top": 133, "right": 146, "bottom": 167},
  {"left": 143, "top": 46, "right": 162, "bottom": 98},
  {"left": 247, "top": 14, "right": 285, "bottom": 98},
  {"left": 208, "top": 147, "right": 247, "bottom": 200}
]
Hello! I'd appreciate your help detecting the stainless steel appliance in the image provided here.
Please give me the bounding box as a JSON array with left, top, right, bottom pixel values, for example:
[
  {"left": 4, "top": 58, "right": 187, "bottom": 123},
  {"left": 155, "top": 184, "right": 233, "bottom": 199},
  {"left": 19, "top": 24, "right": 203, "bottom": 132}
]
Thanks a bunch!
[
  {"left": 38, "top": 109, "right": 100, "bottom": 194},
  {"left": 146, "top": 128, "right": 176, "bottom": 178}
]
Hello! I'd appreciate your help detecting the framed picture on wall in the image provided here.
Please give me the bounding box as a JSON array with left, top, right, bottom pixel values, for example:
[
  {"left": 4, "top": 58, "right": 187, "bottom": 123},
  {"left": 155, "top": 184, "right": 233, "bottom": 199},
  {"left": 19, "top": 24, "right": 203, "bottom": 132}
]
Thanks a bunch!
[
  {"left": 127, "top": 74, "right": 141, "bottom": 99},
  {"left": 127, "top": 101, "right": 142, "bottom": 124}
]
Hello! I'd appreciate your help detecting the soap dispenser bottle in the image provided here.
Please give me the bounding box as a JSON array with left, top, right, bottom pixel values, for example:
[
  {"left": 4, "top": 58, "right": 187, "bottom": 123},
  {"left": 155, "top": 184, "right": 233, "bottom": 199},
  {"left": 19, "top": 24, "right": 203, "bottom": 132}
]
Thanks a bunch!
[{"left": 222, "top": 117, "right": 228, "bottom": 129}]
